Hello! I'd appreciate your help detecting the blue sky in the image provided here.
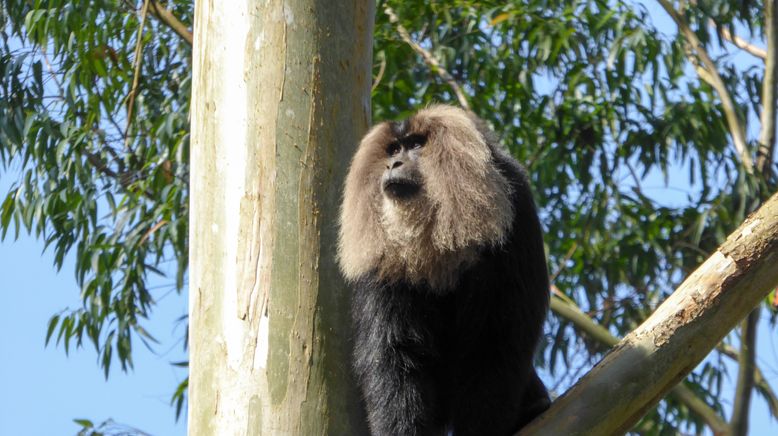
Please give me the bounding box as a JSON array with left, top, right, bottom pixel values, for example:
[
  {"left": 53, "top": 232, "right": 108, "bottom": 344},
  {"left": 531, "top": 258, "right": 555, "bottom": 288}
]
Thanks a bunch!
[{"left": 0, "top": 170, "right": 187, "bottom": 435}]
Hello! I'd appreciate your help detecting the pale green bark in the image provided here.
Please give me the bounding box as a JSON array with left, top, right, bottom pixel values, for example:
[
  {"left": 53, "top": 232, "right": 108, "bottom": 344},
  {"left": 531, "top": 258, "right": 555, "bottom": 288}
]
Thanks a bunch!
[{"left": 189, "top": 1, "right": 374, "bottom": 434}]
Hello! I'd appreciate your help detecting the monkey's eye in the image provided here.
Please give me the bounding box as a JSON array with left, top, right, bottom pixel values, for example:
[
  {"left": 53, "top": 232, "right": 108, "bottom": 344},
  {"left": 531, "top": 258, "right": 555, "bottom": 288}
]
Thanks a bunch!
[
  {"left": 386, "top": 142, "right": 401, "bottom": 156},
  {"left": 405, "top": 134, "right": 427, "bottom": 149}
]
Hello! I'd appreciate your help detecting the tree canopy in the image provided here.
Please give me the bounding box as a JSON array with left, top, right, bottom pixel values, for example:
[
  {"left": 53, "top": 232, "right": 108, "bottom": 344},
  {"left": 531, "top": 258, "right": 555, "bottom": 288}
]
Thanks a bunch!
[{"left": 1, "top": 0, "right": 776, "bottom": 433}]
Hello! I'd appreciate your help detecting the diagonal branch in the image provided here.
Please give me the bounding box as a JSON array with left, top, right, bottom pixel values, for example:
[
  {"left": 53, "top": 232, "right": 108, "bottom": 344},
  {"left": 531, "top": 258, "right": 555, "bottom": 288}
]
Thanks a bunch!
[
  {"left": 149, "top": 0, "right": 193, "bottom": 46},
  {"left": 383, "top": 6, "right": 470, "bottom": 110},
  {"left": 549, "top": 288, "right": 730, "bottom": 435},
  {"left": 552, "top": 287, "right": 778, "bottom": 433},
  {"left": 523, "top": 192, "right": 778, "bottom": 435},
  {"left": 658, "top": 0, "right": 754, "bottom": 174}
]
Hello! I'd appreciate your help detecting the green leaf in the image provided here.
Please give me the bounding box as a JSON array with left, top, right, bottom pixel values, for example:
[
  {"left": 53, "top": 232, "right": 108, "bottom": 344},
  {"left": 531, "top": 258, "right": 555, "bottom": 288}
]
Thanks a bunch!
[
  {"left": 45, "top": 314, "right": 60, "bottom": 346},
  {"left": 73, "top": 418, "right": 93, "bottom": 428},
  {"left": 0, "top": 191, "right": 16, "bottom": 240}
]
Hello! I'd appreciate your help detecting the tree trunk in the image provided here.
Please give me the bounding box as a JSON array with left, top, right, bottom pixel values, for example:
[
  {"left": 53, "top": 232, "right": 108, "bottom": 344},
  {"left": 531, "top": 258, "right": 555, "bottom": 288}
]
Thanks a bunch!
[
  {"left": 188, "top": 1, "right": 374, "bottom": 434},
  {"left": 521, "top": 191, "right": 778, "bottom": 436}
]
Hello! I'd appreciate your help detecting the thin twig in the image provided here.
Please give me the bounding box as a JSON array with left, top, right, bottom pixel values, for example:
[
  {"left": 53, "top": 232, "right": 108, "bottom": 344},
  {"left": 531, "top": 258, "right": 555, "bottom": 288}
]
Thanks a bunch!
[
  {"left": 719, "top": 343, "right": 778, "bottom": 419},
  {"left": 712, "top": 20, "right": 768, "bottom": 59},
  {"left": 624, "top": 158, "right": 645, "bottom": 198},
  {"left": 383, "top": 6, "right": 470, "bottom": 110},
  {"left": 87, "top": 148, "right": 155, "bottom": 199},
  {"left": 731, "top": 309, "right": 760, "bottom": 435},
  {"left": 139, "top": 219, "right": 169, "bottom": 244},
  {"left": 124, "top": 0, "right": 151, "bottom": 150},
  {"left": 40, "top": 47, "right": 64, "bottom": 93},
  {"left": 548, "top": 242, "right": 577, "bottom": 284},
  {"left": 372, "top": 52, "right": 387, "bottom": 93},
  {"left": 148, "top": 0, "right": 193, "bottom": 46},
  {"left": 757, "top": 0, "right": 778, "bottom": 177},
  {"left": 86, "top": 152, "right": 120, "bottom": 180},
  {"left": 658, "top": 0, "right": 754, "bottom": 174}
]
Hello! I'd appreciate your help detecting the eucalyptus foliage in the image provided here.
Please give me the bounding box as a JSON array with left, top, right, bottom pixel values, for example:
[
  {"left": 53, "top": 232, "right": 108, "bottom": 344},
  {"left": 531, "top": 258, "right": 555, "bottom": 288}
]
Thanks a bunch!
[
  {"left": 1, "top": 0, "right": 776, "bottom": 433},
  {"left": 0, "top": 0, "right": 192, "bottom": 414}
]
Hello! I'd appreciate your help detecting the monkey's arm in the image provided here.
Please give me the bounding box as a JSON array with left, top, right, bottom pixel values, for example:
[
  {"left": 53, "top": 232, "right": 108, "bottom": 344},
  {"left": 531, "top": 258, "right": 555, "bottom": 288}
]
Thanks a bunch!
[{"left": 350, "top": 277, "right": 447, "bottom": 436}]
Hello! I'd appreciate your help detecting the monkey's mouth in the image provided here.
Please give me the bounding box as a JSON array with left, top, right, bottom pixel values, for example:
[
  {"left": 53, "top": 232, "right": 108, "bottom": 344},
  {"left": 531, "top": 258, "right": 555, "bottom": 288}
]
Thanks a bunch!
[{"left": 382, "top": 177, "right": 421, "bottom": 199}]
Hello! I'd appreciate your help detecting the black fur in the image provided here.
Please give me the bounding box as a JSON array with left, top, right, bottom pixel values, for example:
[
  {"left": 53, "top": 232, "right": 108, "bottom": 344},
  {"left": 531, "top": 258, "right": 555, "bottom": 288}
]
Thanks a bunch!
[{"left": 350, "top": 153, "right": 550, "bottom": 435}]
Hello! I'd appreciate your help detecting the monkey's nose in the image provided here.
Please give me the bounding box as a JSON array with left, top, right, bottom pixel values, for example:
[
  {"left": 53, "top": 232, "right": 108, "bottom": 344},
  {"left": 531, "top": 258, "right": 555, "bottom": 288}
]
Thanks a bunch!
[{"left": 390, "top": 160, "right": 403, "bottom": 169}]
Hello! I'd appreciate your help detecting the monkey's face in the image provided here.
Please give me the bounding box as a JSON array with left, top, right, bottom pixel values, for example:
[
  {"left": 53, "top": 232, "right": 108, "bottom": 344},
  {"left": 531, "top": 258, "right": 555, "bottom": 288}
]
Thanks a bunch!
[
  {"left": 339, "top": 105, "right": 515, "bottom": 288},
  {"left": 381, "top": 133, "right": 426, "bottom": 201}
]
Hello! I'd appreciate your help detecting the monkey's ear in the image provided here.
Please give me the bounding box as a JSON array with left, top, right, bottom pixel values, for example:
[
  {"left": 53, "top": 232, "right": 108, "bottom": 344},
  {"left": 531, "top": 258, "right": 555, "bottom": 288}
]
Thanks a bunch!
[
  {"left": 416, "top": 106, "right": 514, "bottom": 251},
  {"left": 338, "top": 123, "right": 391, "bottom": 281}
]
